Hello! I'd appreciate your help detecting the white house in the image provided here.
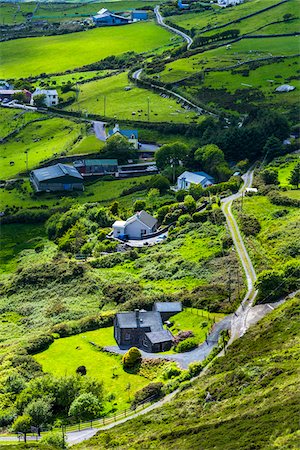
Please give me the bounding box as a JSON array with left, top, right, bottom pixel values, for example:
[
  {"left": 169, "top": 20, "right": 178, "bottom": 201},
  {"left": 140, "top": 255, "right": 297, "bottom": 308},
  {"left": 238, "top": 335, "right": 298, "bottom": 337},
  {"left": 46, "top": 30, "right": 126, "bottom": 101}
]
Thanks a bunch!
[
  {"left": 177, "top": 171, "right": 215, "bottom": 190},
  {"left": 217, "top": 0, "right": 243, "bottom": 7},
  {"left": 113, "top": 210, "right": 158, "bottom": 240},
  {"left": 31, "top": 89, "right": 59, "bottom": 107}
]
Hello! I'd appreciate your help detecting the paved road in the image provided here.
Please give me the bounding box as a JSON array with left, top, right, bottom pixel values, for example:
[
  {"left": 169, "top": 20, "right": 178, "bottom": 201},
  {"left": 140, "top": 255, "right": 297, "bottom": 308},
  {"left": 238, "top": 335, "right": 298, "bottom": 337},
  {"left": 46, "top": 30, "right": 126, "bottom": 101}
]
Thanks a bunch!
[
  {"left": 105, "top": 315, "right": 232, "bottom": 369},
  {"left": 154, "top": 5, "right": 193, "bottom": 50},
  {"left": 93, "top": 121, "right": 107, "bottom": 141}
]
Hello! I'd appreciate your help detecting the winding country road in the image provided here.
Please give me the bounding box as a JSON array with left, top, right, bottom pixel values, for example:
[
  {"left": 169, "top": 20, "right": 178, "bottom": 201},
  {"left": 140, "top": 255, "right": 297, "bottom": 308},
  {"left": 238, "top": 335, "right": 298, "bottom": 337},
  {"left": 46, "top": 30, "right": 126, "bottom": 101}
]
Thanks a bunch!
[{"left": 154, "top": 5, "right": 193, "bottom": 50}]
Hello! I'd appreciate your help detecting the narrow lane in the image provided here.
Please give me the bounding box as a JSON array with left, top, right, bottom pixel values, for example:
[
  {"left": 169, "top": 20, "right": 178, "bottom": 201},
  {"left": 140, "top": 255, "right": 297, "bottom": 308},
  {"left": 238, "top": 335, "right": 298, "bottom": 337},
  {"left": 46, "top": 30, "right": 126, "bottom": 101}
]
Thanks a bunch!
[{"left": 154, "top": 5, "right": 193, "bottom": 50}]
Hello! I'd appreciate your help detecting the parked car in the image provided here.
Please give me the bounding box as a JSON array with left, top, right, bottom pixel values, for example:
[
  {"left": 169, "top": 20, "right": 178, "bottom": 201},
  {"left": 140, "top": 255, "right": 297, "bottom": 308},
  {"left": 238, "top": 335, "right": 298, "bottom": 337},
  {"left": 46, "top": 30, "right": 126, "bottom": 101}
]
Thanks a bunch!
[{"left": 156, "top": 234, "right": 167, "bottom": 243}]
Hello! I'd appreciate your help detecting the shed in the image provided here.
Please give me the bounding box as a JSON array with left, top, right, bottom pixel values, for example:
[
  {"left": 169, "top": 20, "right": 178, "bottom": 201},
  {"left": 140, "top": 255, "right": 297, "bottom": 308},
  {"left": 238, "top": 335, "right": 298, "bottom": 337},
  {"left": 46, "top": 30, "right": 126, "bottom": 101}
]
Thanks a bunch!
[
  {"left": 131, "top": 10, "right": 148, "bottom": 21},
  {"left": 30, "top": 163, "right": 83, "bottom": 192},
  {"left": 73, "top": 159, "right": 118, "bottom": 175}
]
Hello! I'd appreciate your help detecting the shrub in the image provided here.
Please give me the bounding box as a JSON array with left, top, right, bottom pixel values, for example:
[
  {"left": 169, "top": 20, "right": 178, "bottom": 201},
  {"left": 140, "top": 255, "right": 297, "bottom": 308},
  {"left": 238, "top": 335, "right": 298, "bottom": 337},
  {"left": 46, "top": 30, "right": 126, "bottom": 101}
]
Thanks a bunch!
[
  {"left": 175, "top": 338, "right": 198, "bottom": 353},
  {"left": 188, "top": 362, "right": 203, "bottom": 377},
  {"left": 184, "top": 195, "right": 196, "bottom": 213},
  {"left": 122, "top": 347, "right": 142, "bottom": 368},
  {"left": 40, "top": 431, "right": 67, "bottom": 449},
  {"left": 162, "top": 365, "right": 182, "bottom": 380},
  {"left": 177, "top": 214, "right": 192, "bottom": 226},
  {"left": 175, "top": 190, "right": 187, "bottom": 202},
  {"left": 156, "top": 205, "right": 170, "bottom": 223},
  {"left": 133, "top": 200, "right": 146, "bottom": 212},
  {"left": 255, "top": 270, "right": 286, "bottom": 303},
  {"left": 239, "top": 214, "right": 261, "bottom": 236},
  {"left": 132, "top": 382, "right": 163, "bottom": 407},
  {"left": 76, "top": 366, "right": 87, "bottom": 376}
]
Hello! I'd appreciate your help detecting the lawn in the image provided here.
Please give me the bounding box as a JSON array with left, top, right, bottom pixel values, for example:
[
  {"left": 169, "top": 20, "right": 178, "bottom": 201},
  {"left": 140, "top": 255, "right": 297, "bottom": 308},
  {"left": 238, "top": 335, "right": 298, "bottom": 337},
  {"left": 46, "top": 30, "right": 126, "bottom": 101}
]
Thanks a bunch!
[
  {"left": 276, "top": 155, "right": 300, "bottom": 187},
  {"left": 34, "top": 327, "right": 170, "bottom": 413},
  {"left": 0, "top": 117, "right": 83, "bottom": 179},
  {"left": 67, "top": 72, "right": 204, "bottom": 123},
  {"left": 0, "top": 22, "right": 176, "bottom": 78},
  {"left": 45, "top": 70, "right": 117, "bottom": 86},
  {"left": 68, "top": 134, "right": 105, "bottom": 155}
]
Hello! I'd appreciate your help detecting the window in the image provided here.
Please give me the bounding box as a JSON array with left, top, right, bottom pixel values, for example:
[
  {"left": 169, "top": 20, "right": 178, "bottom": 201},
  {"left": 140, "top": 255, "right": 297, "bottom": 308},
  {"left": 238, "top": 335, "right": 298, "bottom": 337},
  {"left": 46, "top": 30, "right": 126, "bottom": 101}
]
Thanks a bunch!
[
  {"left": 141, "top": 229, "right": 147, "bottom": 235},
  {"left": 124, "top": 332, "right": 131, "bottom": 341}
]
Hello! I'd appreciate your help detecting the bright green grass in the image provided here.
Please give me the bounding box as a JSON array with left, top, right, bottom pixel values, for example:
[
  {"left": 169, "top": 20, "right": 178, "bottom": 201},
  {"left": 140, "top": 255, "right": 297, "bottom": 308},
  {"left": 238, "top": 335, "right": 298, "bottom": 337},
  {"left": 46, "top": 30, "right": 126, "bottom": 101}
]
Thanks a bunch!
[
  {"left": 277, "top": 156, "right": 300, "bottom": 186},
  {"left": 0, "top": 117, "right": 82, "bottom": 179},
  {"left": 0, "top": 223, "right": 47, "bottom": 274},
  {"left": 159, "top": 36, "right": 300, "bottom": 83},
  {"left": 0, "top": 176, "right": 151, "bottom": 209},
  {"left": 177, "top": 228, "right": 222, "bottom": 263},
  {"left": 69, "top": 134, "right": 105, "bottom": 155},
  {"left": 68, "top": 72, "right": 203, "bottom": 123},
  {"left": 0, "top": 108, "right": 44, "bottom": 139},
  {"left": 34, "top": 327, "right": 164, "bottom": 412},
  {"left": 168, "top": 0, "right": 284, "bottom": 32},
  {"left": 283, "top": 189, "right": 300, "bottom": 200},
  {"left": 45, "top": 70, "right": 116, "bottom": 86},
  {"left": 0, "top": 22, "right": 176, "bottom": 79}
]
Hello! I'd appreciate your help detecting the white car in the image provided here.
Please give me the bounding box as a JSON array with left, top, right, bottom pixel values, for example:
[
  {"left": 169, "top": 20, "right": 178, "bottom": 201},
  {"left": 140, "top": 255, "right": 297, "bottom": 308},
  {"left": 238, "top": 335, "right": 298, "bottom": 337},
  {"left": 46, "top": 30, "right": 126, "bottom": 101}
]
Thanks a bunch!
[{"left": 155, "top": 234, "right": 167, "bottom": 243}]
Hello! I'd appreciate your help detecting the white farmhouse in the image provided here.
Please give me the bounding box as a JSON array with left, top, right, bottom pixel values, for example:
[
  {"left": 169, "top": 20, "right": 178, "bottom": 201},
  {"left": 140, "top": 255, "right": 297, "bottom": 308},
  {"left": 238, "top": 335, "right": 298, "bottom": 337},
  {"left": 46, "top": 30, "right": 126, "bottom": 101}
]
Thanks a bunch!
[
  {"left": 31, "top": 89, "right": 59, "bottom": 107},
  {"left": 113, "top": 210, "right": 158, "bottom": 240},
  {"left": 177, "top": 171, "right": 215, "bottom": 190},
  {"left": 217, "top": 0, "right": 243, "bottom": 7}
]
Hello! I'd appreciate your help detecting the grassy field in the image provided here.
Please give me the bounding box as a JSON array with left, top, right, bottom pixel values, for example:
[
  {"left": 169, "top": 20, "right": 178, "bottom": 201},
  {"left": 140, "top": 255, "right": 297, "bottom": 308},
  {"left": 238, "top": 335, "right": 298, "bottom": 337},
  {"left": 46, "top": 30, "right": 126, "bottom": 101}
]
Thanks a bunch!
[
  {"left": 45, "top": 69, "right": 117, "bottom": 86},
  {"left": 68, "top": 72, "right": 203, "bottom": 123},
  {"left": 0, "top": 108, "right": 44, "bottom": 139},
  {"left": 74, "top": 297, "right": 300, "bottom": 450},
  {"left": 0, "top": 22, "right": 177, "bottom": 79},
  {"left": 168, "top": 0, "right": 286, "bottom": 32},
  {"left": 34, "top": 327, "right": 157, "bottom": 412},
  {"left": 159, "top": 36, "right": 300, "bottom": 83},
  {"left": 68, "top": 134, "right": 105, "bottom": 155},
  {"left": 0, "top": 117, "right": 83, "bottom": 179}
]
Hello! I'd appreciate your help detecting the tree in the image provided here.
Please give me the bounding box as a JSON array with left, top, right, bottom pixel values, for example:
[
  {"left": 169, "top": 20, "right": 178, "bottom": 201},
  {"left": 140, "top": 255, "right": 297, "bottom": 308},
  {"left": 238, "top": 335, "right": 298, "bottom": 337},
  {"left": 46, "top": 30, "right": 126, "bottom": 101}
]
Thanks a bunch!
[
  {"left": 289, "top": 163, "right": 300, "bottom": 188},
  {"left": 133, "top": 200, "right": 146, "bottom": 212},
  {"left": 12, "top": 92, "right": 28, "bottom": 104},
  {"left": 33, "top": 94, "right": 47, "bottom": 107},
  {"left": 184, "top": 195, "right": 196, "bottom": 213},
  {"left": 255, "top": 270, "right": 286, "bottom": 303},
  {"left": 14, "top": 80, "right": 34, "bottom": 91},
  {"left": 261, "top": 168, "right": 279, "bottom": 185},
  {"left": 147, "top": 188, "right": 159, "bottom": 199},
  {"left": 263, "top": 136, "right": 283, "bottom": 159},
  {"left": 122, "top": 347, "right": 142, "bottom": 368},
  {"left": 110, "top": 201, "right": 119, "bottom": 215},
  {"left": 76, "top": 366, "right": 87, "bottom": 376},
  {"left": 100, "top": 135, "right": 138, "bottom": 164},
  {"left": 24, "top": 398, "right": 52, "bottom": 436},
  {"left": 69, "top": 393, "right": 102, "bottom": 421},
  {"left": 40, "top": 431, "right": 67, "bottom": 449},
  {"left": 195, "top": 144, "right": 230, "bottom": 181},
  {"left": 149, "top": 175, "right": 170, "bottom": 193},
  {"left": 155, "top": 142, "right": 188, "bottom": 171},
  {"left": 12, "top": 414, "right": 32, "bottom": 443}
]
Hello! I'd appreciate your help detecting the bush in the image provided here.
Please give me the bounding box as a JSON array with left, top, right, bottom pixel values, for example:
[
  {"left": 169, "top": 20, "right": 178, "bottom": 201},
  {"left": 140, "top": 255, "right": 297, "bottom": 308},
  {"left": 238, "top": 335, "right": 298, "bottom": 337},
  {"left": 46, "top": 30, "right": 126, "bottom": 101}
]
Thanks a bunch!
[
  {"left": 133, "top": 200, "right": 146, "bottom": 212},
  {"left": 255, "top": 270, "right": 286, "bottom": 303},
  {"left": 132, "top": 382, "right": 163, "bottom": 407},
  {"left": 177, "top": 214, "right": 192, "bottom": 226},
  {"left": 188, "top": 362, "right": 203, "bottom": 377},
  {"left": 175, "top": 338, "right": 198, "bottom": 353},
  {"left": 184, "top": 195, "right": 196, "bottom": 213},
  {"left": 76, "top": 366, "right": 87, "bottom": 376},
  {"left": 239, "top": 214, "right": 261, "bottom": 236},
  {"left": 40, "top": 431, "right": 67, "bottom": 449},
  {"left": 122, "top": 347, "right": 142, "bottom": 368},
  {"left": 162, "top": 365, "right": 182, "bottom": 380}
]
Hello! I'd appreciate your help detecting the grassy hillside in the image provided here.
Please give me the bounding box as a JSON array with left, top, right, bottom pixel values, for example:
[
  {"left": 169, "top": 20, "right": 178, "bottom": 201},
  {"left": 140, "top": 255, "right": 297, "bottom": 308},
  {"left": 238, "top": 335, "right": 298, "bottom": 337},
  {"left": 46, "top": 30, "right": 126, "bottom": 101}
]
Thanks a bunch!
[
  {"left": 68, "top": 72, "right": 204, "bottom": 123},
  {"left": 0, "top": 22, "right": 176, "bottom": 78},
  {"left": 74, "top": 296, "right": 300, "bottom": 450}
]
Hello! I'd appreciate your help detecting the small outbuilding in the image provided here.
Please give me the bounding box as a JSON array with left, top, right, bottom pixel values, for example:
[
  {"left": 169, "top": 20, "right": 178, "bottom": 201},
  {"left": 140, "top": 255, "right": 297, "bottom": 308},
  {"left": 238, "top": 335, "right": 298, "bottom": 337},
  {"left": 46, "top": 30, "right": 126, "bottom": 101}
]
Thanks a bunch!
[
  {"left": 177, "top": 171, "right": 214, "bottom": 190},
  {"left": 131, "top": 10, "right": 148, "bottom": 21},
  {"left": 112, "top": 210, "right": 157, "bottom": 240},
  {"left": 153, "top": 302, "right": 182, "bottom": 321},
  {"left": 30, "top": 163, "right": 83, "bottom": 192},
  {"left": 73, "top": 159, "right": 118, "bottom": 176},
  {"left": 107, "top": 124, "right": 139, "bottom": 149}
]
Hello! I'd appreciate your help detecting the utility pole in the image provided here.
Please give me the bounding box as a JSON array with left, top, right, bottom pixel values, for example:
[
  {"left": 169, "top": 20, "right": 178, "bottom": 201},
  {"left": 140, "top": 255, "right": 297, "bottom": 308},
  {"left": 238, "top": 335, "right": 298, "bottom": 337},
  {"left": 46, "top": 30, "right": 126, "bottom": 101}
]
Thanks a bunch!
[
  {"left": 25, "top": 150, "right": 29, "bottom": 173},
  {"left": 240, "top": 191, "right": 244, "bottom": 212},
  {"left": 147, "top": 97, "right": 150, "bottom": 122},
  {"left": 104, "top": 95, "right": 106, "bottom": 117}
]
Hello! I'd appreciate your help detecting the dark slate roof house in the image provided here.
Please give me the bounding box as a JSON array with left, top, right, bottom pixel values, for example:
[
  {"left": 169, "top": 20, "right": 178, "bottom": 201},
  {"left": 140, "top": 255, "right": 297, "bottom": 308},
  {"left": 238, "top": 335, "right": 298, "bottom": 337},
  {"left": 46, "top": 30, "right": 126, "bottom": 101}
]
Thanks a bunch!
[
  {"left": 30, "top": 163, "right": 83, "bottom": 192},
  {"left": 153, "top": 302, "right": 183, "bottom": 321},
  {"left": 114, "top": 309, "right": 173, "bottom": 352}
]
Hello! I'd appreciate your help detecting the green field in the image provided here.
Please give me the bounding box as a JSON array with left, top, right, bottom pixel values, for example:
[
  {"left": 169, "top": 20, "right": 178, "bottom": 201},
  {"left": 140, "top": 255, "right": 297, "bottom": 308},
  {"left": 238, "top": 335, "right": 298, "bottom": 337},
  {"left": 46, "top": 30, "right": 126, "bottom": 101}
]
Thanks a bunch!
[
  {"left": 167, "top": 0, "right": 286, "bottom": 32},
  {"left": 69, "top": 134, "right": 105, "bottom": 155},
  {"left": 0, "top": 108, "right": 44, "bottom": 139},
  {"left": 0, "top": 22, "right": 177, "bottom": 79},
  {"left": 0, "top": 117, "right": 83, "bottom": 179},
  {"left": 68, "top": 72, "right": 203, "bottom": 123},
  {"left": 159, "top": 36, "right": 300, "bottom": 83}
]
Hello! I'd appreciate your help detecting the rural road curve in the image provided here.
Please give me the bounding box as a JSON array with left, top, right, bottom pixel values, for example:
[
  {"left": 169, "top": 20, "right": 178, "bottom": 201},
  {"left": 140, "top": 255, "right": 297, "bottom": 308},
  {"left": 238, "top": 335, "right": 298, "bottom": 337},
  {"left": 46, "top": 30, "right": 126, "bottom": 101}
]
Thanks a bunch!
[{"left": 154, "top": 5, "right": 193, "bottom": 50}]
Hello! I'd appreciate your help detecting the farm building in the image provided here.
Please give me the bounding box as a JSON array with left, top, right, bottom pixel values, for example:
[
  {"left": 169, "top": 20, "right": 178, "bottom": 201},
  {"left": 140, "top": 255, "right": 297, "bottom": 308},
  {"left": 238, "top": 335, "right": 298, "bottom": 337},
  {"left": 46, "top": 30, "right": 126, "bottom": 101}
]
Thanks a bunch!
[
  {"left": 177, "top": 171, "right": 214, "bottom": 190},
  {"left": 73, "top": 159, "right": 118, "bottom": 176},
  {"left": 30, "top": 89, "right": 58, "bottom": 107},
  {"left": 153, "top": 302, "right": 182, "bottom": 322},
  {"left": 0, "top": 81, "right": 12, "bottom": 90},
  {"left": 114, "top": 309, "right": 173, "bottom": 352},
  {"left": 0, "top": 89, "right": 31, "bottom": 102},
  {"left": 217, "top": 0, "right": 243, "bottom": 6},
  {"left": 30, "top": 163, "right": 83, "bottom": 192},
  {"left": 112, "top": 210, "right": 157, "bottom": 240},
  {"left": 92, "top": 8, "right": 130, "bottom": 26},
  {"left": 107, "top": 124, "right": 139, "bottom": 149},
  {"left": 131, "top": 10, "right": 148, "bottom": 21}
]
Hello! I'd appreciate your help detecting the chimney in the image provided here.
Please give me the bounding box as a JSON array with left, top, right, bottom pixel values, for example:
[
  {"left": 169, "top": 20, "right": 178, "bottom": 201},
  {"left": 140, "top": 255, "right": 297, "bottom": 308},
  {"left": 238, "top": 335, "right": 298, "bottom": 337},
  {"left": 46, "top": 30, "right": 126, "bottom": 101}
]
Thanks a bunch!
[{"left": 135, "top": 309, "right": 140, "bottom": 327}]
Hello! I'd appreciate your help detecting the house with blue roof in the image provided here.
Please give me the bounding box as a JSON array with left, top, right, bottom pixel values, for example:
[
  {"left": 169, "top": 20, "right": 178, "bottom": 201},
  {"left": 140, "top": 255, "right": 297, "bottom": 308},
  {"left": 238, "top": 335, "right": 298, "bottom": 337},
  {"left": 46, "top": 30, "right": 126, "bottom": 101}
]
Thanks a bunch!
[
  {"left": 177, "top": 171, "right": 215, "bottom": 190},
  {"left": 107, "top": 124, "right": 139, "bottom": 149},
  {"left": 92, "top": 8, "right": 130, "bottom": 26}
]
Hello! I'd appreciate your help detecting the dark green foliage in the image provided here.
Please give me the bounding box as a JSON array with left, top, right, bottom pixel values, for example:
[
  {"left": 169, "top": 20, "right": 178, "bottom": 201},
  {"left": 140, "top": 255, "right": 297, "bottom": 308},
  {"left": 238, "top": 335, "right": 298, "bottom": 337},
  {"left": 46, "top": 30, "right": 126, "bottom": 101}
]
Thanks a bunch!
[
  {"left": 122, "top": 347, "right": 142, "bottom": 369},
  {"left": 69, "top": 393, "right": 102, "bottom": 421},
  {"left": 183, "top": 195, "right": 196, "bottom": 213},
  {"left": 149, "top": 174, "right": 170, "bottom": 193},
  {"left": 268, "top": 191, "right": 300, "bottom": 207},
  {"left": 261, "top": 168, "right": 279, "bottom": 185},
  {"left": 289, "top": 162, "right": 300, "bottom": 188},
  {"left": 25, "top": 335, "right": 55, "bottom": 355},
  {"left": 155, "top": 142, "right": 188, "bottom": 171},
  {"left": 175, "top": 338, "right": 198, "bottom": 353},
  {"left": 238, "top": 214, "right": 261, "bottom": 236},
  {"left": 133, "top": 199, "right": 146, "bottom": 212},
  {"left": 132, "top": 382, "right": 163, "bottom": 407},
  {"left": 50, "top": 313, "right": 114, "bottom": 338},
  {"left": 76, "top": 366, "right": 87, "bottom": 376},
  {"left": 99, "top": 134, "right": 138, "bottom": 164}
]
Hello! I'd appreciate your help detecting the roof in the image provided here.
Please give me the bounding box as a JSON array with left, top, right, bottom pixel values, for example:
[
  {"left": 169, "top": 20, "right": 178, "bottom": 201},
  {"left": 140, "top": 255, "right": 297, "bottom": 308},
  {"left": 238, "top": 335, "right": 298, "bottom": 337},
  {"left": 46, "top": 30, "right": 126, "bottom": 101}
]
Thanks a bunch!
[
  {"left": 75, "top": 159, "right": 118, "bottom": 166},
  {"left": 145, "top": 330, "right": 173, "bottom": 344},
  {"left": 154, "top": 302, "right": 182, "bottom": 313},
  {"left": 31, "top": 163, "right": 83, "bottom": 182},
  {"left": 275, "top": 84, "right": 295, "bottom": 92},
  {"left": 0, "top": 90, "right": 22, "bottom": 95},
  {"left": 108, "top": 129, "right": 138, "bottom": 139},
  {"left": 113, "top": 220, "right": 126, "bottom": 228},
  {"left": 32, "top": 89, "right": 58, "bottom": 96},
  {"left": 93, "top": 9, "right": 129, "bottom": 20},
  {"left": 178, "top": 171, "right": 214, "bottom": 185},
  {"left": 132, "top": 10, "right": 148, "bottom": 13},
  {"left": 116, "top": 311, "right": 163, "bottom": 331},
  {"left": 131, "top": 210, "right": 157, "bottom": 228}
]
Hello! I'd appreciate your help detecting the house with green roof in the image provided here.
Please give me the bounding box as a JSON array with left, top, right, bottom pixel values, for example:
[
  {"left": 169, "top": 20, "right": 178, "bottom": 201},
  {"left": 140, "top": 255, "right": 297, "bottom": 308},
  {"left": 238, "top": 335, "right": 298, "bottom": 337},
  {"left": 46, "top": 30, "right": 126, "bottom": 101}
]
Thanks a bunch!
[{"left": 73, "top": 159, "right": 118, "bottom": 176}]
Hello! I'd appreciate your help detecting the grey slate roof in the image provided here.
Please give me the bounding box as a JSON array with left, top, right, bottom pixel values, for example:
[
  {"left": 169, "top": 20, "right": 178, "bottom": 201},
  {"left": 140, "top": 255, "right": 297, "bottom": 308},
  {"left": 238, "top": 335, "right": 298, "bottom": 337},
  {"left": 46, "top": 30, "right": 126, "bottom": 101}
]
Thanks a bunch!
[
  {"left": 145, "top": 330, "right": 173, "bottom": 344},
  {"left": 135, "top": 210, "right": 157, "bottom": 228},
  {"left": 116, "top": 311, "right": 163, "bottom": 331},
  {"left": 32, "top": 163, "right": 83, "bottom": 182},
  {"left": 154, "top": 302, "right": 182, "bottom": 313},
  {"left": 178, "top": 171, "right": 214, "bottom": 186},
  {"left": 32, "top": 88, "right": 58, "bottom": 96}
]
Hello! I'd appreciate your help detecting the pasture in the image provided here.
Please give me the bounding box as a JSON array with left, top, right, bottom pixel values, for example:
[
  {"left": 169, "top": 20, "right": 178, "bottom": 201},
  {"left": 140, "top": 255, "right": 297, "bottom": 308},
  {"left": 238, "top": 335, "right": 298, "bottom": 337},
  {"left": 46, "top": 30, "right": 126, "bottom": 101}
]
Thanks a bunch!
[
  {"left": 0, "top": 117, "right": 83, "bottom": 179},
  {"left": 34, "top": 327, "right": 172, "bottom": 412},
  {"left": 69, "top": 134, "right": 105, "bottom": 155},
  {"left": 0, "top": 108, "right": 44, "bottom": 139},
  {"left": 68, "top": 72, "right": 203, "bottom": 123},
  {"left": 0, "top": 22, "right": 176, "bottom": 78}
]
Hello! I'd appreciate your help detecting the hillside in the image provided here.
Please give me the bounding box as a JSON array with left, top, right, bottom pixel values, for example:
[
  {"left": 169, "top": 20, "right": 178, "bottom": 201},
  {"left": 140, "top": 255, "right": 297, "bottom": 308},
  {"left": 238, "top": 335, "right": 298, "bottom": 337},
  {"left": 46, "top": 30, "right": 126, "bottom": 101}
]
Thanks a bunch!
[{"left": 73, "top": 296, "right": 300, "bottom": 449}]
